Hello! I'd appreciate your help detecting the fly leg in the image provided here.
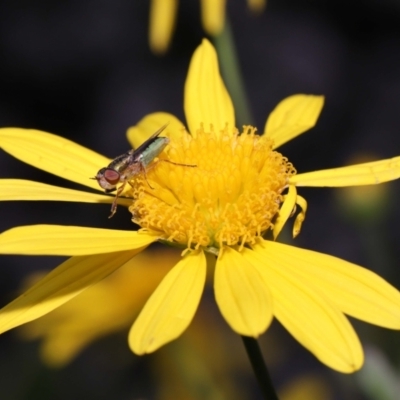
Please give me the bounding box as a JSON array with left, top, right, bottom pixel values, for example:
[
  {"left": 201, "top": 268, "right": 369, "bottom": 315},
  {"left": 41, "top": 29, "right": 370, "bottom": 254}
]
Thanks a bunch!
[
  {"left": 140, "top": 159, "right": 196, "bottom": 190},
  {"left": 158, "top": 159, "right": 196, "bottom": 168},
  {"left": 109, "top": 179, "right": 128, "bottom": 218},
  {"left": 139, "top": 161, "right": 154, "bottom": 189}
]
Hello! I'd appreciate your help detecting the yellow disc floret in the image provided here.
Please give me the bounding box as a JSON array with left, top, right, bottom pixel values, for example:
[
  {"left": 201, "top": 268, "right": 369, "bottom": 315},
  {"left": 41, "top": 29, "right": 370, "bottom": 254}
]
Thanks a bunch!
[{"left": 129, "top": 126, "right": 296, "bottom": 249}]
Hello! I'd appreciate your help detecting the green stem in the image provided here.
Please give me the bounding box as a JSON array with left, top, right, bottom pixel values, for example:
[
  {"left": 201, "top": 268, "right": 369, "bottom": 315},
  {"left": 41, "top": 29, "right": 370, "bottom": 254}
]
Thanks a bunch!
[
  {"left": 241, "top": 336, "right": 279, "bottom": 400},
  {"left": 213, "top": 19, "right": 254, "bottom": 127}
]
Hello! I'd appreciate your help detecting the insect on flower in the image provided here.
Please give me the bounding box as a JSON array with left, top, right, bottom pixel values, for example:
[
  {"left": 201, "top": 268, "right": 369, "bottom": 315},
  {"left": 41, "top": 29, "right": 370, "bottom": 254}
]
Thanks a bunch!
[{"left": 93, "top": 124, "right": 195, "bottom": 218}]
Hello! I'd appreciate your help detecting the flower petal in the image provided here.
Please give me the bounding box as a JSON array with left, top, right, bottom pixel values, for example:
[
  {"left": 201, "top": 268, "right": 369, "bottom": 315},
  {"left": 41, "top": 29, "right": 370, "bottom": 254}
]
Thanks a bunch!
[
  {"left": 184, "top": 39, "right": 235, "bottom": 136},
  {"left": 20, "top": 246, "right": 182, "bottom": 367},
  {"left": 257, "top": 241, "right": 400, "bottom": 329},
  {"left": 0, "top": 128, "right": 110, "bottom": 190},
  {"left": 263, "top": 95, "right": 324, "bottom": 149},
  {"left": 214, "top": 247, "right": 273, "bottom": 336},
  {"left": 0, "top": 225, "right": 157, "bottom": 256},
  {"left": 201, "top": 0, "right": 226, "bottom": 35},
  {"left": 273, "top": 184, "right": 297, "bottom": 240},
  {"left": 0, "top": 250, "right": 141, "bottom": 334},
  {"left": 0, "top": 179, "right": 131, "bottom": 206},
  {"left": 149, "top": 0, "right": 178, "bottom": 54},
  {"left": 290, "top": 157, "right": 400, "bottom": 187},
  {"left": 244, "top": 243, "right": 364, "bottom": 372},
  {"left": 126, "top": 112, "right": 185, "bottom": 149},
  {"left": 129, "top": 250, "right": 206, "bottom": 354}
]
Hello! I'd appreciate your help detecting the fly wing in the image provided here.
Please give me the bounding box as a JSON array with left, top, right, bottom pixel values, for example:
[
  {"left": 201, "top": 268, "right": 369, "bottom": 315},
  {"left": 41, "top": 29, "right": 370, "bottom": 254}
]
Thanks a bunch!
[
  {"left": 131, "top": 123, "right": 168, "bottom": 160},
  {"left": 108, "top": 123, "right": 169, "bottom": 173}
]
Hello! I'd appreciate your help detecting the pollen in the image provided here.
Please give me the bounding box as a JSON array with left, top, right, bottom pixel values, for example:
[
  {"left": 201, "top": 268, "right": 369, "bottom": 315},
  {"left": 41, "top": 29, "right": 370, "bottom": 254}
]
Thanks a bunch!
[{"left": 129, "top": 126, "right": 296, "bottom": 250}]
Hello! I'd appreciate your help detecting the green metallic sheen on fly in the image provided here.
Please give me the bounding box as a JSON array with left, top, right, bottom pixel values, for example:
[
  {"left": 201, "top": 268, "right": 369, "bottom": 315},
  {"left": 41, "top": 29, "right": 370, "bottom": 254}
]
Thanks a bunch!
[
  {"left": 93, "top": 124, "right": 169, "bottom": 218},
  {"left": 93, "top": 124, "right": 194, "bottom": 218}
]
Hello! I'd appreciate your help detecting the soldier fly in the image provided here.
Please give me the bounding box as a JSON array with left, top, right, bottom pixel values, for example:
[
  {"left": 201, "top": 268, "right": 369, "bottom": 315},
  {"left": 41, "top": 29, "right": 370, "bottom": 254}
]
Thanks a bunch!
[{"left": 93, "top": 124, "right": 194, "bottom": 218}]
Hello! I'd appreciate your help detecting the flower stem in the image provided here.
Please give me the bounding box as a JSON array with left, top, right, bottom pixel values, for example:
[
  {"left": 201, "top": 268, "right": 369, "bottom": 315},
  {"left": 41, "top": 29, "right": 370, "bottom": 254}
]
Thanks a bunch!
[
  {"left": 214, "top": 18, "right": 254, "bottom": 127},
  {"left": 241, "top": 336, "right": 279, "bottom": 400}
]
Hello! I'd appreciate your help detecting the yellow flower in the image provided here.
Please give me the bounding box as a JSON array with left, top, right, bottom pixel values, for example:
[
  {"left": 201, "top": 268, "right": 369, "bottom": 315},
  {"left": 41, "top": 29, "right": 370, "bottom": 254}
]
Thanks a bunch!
[
  {"left": 18, "top": 246, "right": 182, "bottom": 367},
  {"left": 149, "top": 0, "right": 266, "bottom": 54},
  {"left": 1, "top": 39, "right": 400, "bottom": 373}
]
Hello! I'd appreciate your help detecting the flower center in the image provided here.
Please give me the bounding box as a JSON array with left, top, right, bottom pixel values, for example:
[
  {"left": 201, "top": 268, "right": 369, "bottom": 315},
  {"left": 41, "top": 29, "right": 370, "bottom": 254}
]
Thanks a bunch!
[{"left": 128, "top": 126, "right": 296, "bottom": 250}]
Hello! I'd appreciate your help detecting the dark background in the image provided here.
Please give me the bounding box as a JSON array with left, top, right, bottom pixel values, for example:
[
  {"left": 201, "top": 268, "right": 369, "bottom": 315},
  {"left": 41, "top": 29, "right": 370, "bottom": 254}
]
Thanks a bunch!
[{"left": 0, "top": 1, "right": 400, "bottom": 399}]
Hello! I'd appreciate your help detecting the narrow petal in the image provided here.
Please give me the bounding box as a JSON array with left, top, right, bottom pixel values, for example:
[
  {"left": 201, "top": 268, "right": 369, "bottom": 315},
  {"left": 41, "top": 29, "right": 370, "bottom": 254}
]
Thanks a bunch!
[
  {"left": 200, "top": 0, "right": 226, "bottom": 36},
  {"left": 149, "top": 0, "right": 178, "bottom": 54},
  {"left": 263, "top": 95, "right": 324, "bottom": 149},
  {"left": 290, "top": 157, "right": 400, "bottom": 187},
  {"left": 0, "top": 225, "right": 157, "bottom": 256},
  {"left": 256, "top": 241, "right": 400, "bottom": 329},
  {"left": 184, "top": 39, "right": 235, "bottom": 136},
  {"left": 214, "top": 247, "right": 273, "bottom": 336},
  {"left": 0, "top": 250, "right": 141, "bottom": 333},
  {"left": 19, "top": 246, "right": 182, "bottom": 367},
  {"left": 0, "top": 128, "right": 110, "bottom": 190},
  {"left": 0, "top": 179, "right": 130, "bottom": 206},
  {"left": 126, "top": 112, "right": 185, "bottom": 149},
  {"left": 273, "top": 184, "right": 297, "bottom": 240},
  {"left": 129, "top": 250, "right": 206, "bottom": 354},
  {"left": 292, "top": 194, "right": 307, "bottom": 238},
  {"left": 244, "top": 244, "right": 364, "bottom": 372}
]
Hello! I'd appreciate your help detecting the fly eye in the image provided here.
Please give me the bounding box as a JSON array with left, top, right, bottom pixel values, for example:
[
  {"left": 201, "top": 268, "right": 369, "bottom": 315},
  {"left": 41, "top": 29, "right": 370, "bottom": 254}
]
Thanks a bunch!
[{"left": 103, "top": 168, "right": 121, "bottom": 184}]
